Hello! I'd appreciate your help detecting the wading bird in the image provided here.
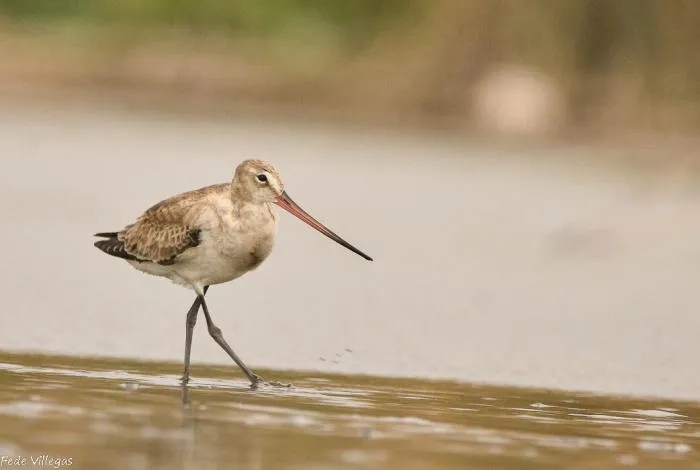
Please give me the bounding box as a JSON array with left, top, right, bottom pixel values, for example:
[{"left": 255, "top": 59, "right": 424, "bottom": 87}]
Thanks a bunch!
[{"left": 94, "top": 159, "right": 372, "bottom": 403}]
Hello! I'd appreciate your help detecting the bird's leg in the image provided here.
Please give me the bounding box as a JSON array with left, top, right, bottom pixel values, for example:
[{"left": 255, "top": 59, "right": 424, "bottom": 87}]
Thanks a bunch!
[
  {"left": 198, "top": 295, "right": 266, "bottom": 389},
  {"left": 182, "top": 285, "right": 209, "bottom": 385},
  {"left": 181, "top": 285, "right": 208, "bottom": 405}
]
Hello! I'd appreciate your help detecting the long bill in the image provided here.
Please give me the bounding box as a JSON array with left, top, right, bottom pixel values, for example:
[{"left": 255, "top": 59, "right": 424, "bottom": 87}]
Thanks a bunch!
[{"left": 275, "top": 191, "right": 373, "bottom": 261}]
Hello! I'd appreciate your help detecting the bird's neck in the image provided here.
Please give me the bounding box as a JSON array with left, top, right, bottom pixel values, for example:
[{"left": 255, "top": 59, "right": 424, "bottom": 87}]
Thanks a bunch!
[
  {"left": 228, "top": 185, "right": 273, "bottom": 220},
  {"left": 229, "top": 180, "right": 247, "bottom": 202}
]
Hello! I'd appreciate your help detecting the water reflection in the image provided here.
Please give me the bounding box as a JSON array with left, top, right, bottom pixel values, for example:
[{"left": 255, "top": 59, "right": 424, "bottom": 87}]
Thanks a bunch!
[{"left": 0, "top": 353, "right": 698, "bottom": 469}]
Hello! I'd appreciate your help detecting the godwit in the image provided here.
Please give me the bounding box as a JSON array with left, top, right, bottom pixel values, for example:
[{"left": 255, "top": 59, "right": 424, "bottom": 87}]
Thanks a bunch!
[{"left": 94, "top": 159, "right": 372, "bottom": 402}]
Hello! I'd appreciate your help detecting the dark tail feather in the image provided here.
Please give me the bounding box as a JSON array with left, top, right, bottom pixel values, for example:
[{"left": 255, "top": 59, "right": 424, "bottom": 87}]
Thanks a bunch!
[
  {"left": 94, "top": 232, "right": 120, "bottom": 238},
  {"left": 94, "top": 233, "right": 140, "bottom": 262}
]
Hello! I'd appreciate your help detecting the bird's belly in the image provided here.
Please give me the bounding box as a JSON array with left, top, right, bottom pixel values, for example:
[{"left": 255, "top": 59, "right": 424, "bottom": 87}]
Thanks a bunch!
[
  {"left": 177, "top": 254, "right": 244, "bottom": 286},
  {"left": 175, "top": 230, "right": 275, "bottom": 287}
]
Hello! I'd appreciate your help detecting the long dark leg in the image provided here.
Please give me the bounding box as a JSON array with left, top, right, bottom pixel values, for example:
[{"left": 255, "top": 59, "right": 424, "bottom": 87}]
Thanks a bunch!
[
  {"left": 181, "top": 286, "right": 208, "bottom": 405},
  {"left": 199, "top": 295, "right": 263, "bottom": 388},
  {"left": 182, "top": 286, "right": 209, "bottom": 385}
]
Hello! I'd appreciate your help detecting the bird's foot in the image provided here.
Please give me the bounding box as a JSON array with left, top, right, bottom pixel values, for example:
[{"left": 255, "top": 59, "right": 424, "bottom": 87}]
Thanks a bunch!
[
  {"left": 267, "top": 379, "right": 293, "bottom": 388},
  {"left": 249, "top": 374, "right": 292, "bottom": 390},
  {"left": 249, "top": 374, "right": 263, "bottom": 389},
  {"left": 180, "top": 379, "right": 191, "bottom": 406}
]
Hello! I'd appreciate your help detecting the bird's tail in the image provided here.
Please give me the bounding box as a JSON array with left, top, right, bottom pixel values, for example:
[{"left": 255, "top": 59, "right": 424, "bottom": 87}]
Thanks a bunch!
[
  {"left": 93, "top": 232, "right": 139, "bottom": 261},
  {"left": 94, "top": 232, "right": 119, "bottom": 238}
]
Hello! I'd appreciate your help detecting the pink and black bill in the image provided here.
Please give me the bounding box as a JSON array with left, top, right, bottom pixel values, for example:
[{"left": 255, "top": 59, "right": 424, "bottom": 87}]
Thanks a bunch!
[{"left": 275, "top": 192, "right": 373, "bottom": 261}]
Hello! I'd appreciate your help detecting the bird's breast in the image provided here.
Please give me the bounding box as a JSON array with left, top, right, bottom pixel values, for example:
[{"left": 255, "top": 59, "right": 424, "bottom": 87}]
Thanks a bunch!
[
  {"left": 245, "top": 232, "right": 275, "bottom": 270},
  {"left": 215, "top": 202, "right": 277, "bottom": 271}
]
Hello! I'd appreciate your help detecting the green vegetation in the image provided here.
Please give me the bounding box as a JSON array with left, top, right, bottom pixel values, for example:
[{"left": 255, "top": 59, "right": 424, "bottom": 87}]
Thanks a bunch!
[
  {"left": 0, "top": 0, "right": 698, "bottom": 132},
  {"left": 0, "top": 0, "right": 416, "bottom": 51}
]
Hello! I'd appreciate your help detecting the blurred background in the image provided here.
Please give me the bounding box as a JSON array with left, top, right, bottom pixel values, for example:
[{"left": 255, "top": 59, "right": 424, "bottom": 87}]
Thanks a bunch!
[
  {"left": 0, "top": 0, "right": 700, "bottom": 396},
  {"left": 2, "top": 2, "right": 700, "bottom": 469},
  {"left": 1, "top": 0, "right": 700, "bottom": 401},
  {"left": 1, "top": 0, "right": 698, "bottom": 138}
]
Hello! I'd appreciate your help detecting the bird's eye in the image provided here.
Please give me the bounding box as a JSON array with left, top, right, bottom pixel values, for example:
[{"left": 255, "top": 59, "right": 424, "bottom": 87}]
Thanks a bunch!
[{"left": 256, "top": 174, "right": 268, "bottom": 183}]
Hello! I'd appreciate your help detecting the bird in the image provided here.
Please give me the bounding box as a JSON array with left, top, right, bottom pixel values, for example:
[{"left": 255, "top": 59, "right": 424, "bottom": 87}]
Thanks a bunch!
[{"left": 94, "top": 159, "right": 372, "bottom": 403}]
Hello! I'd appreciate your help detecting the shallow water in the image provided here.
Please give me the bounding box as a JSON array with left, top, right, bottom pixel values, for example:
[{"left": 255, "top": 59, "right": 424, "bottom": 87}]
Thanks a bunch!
[{"left": 0, "top": 353, "right": 698, "bottom": 470}]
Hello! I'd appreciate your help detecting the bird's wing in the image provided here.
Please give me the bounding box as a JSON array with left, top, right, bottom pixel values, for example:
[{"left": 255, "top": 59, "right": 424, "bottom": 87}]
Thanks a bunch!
[
  {"left": 118, "top": 183, "right": 229, "bottom": 264},
  {"left": 118, "top": 220, "right": 201, "bottom": 265}
]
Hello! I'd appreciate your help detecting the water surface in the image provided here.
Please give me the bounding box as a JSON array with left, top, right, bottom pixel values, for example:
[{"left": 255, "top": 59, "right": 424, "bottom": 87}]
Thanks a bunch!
[{"left": 0, "top": 353, "right": 698, "bottom": 469}]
